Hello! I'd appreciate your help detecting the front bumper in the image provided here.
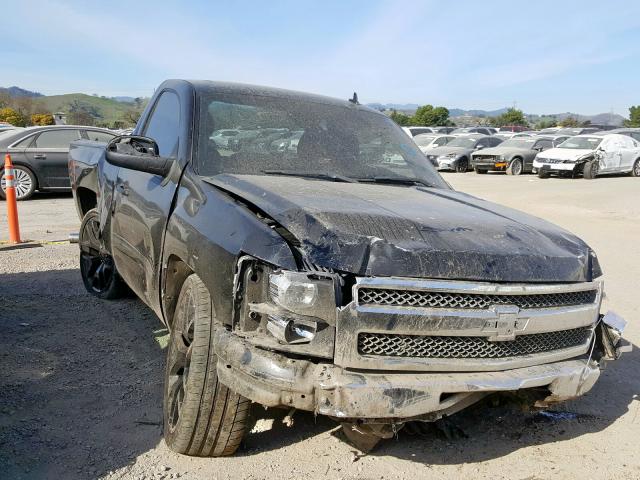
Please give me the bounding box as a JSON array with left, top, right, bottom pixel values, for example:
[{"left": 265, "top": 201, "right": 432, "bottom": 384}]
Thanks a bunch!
[
  {"left": 215, "top": 328, "right": 608, "bottom": 420},
  {"left": 533, "top": 160, "right": 576, "bottom": 171},
  {"left": 472, "top": 160, "right": 508, "bottom": 170}
]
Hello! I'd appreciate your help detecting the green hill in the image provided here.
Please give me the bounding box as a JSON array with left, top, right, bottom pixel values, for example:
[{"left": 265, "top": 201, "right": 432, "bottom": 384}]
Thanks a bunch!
[{"left": 38, "top": 93, "right": 143, "bottom": 127}]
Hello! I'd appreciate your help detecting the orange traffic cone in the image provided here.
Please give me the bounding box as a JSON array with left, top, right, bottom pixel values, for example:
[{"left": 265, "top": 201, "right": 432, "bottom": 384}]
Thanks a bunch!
[{"left": 4, "top": 153, "right": 22, "bottom": 243}]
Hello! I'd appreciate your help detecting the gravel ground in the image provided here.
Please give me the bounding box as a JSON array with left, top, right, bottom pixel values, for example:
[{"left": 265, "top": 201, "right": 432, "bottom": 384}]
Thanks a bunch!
[{"left": 0, "top": 174, "right": 638, "bottom": 480}]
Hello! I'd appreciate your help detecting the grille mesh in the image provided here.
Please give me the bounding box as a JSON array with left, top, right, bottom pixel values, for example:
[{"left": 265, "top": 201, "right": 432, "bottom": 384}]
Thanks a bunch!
[
  {"left": 358, "top": 288, "right": 597, "bottom": 310},
  {"left": 358, "top": 327, "right": 592, "bottom": 359}
]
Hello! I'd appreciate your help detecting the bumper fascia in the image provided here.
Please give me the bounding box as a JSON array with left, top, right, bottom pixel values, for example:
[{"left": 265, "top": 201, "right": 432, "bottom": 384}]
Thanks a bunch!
[{"left": 214, "top": 328, "right": 605, "bottom": 421}]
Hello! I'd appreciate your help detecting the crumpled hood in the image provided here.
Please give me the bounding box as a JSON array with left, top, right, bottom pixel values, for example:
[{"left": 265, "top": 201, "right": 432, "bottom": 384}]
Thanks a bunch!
[
  {"left": 204, "top": 174, "right": 597, "bottom": 282},
  {"left": 538, "top": 147, "right": 594, "bottom": 162}
]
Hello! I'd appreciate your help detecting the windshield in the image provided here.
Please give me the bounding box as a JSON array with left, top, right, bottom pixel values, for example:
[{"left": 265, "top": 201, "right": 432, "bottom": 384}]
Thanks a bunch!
[
  {"left": 557, "top": 136, "right": 602, "bottom": 149},
  {"left": 196, "top": 92, "right": 449, "bottom": 188},
  {"left": 500, "top": 138, "right": 537, "bottom": 148},
  {"left": 446, "top": 136, "right": 478, "bottom": 148}
]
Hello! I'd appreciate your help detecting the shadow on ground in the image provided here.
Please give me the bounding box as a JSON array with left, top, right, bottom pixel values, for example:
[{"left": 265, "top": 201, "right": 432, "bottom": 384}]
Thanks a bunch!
[{"left": 1, "top": 268, "right": 637, "bottom": 477}]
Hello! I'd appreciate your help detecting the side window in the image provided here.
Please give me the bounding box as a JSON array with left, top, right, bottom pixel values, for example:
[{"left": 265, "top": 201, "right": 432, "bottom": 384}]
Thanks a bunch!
[
  {"left": 489, "top": 137, "right": 502, "bottom": 146},
  {"left": 535, "top": 140, "right": 552, "bottom": 151},
  {"left": 33, "top": 129, "right": 81, "bottom": 148},
  {"left": 631, "top": 133, "right": 640, "bottom": 143},
  {"left": 85, "top": 130, "right": 116, "bottom": 143},
  {"left": 433, "top": 137, "right": 449, "bottom": 146},
  {"left": 12, "top": 135, "right": 36, "bottom": 148},
  {"left": 476, "top": 138, "right": 489, "bottom": 148},
  {"left": 142, "top": 91, "right": 181, "bottom": 157}
]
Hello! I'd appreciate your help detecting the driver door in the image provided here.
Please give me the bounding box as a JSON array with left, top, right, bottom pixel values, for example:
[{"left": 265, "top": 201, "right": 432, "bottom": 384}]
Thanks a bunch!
[{"left": 110, "top": 90, "right": 183, "bottom": 314}]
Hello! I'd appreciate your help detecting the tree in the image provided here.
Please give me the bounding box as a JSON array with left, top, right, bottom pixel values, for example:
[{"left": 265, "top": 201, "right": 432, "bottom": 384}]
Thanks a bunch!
[
  {"left": 489, "top": 108, "right": 528, "bottom": 127},
  {"left": 534, "top": 118, "right": 557, "bottom": 130},
  {"left": 0, "top": 107, "right": 27, "bottom": 126},
  {"left": 624, "top": 106, "right": 640, "bottom": 127},
  {"left": 411, "top": 105, "right": 451, "bottom": 126},
  {"left": 559, "top": 116, "right": 579, "bottom": 128},
  {"left": 30, "top": 113, "right": 55, "bottom": 126},
  {"left": 389, "top": 109, "right": 411, "bottom": 126}
]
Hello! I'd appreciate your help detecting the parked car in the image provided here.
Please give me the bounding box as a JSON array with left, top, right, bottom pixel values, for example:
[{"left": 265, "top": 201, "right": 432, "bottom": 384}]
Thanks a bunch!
[
  {"left": 498, "top": 125, "right": 529, "bottom": 133},
  {"left": 412, "top": 133, "right": 454, "bottom": 152},
  {"left": 402, "top": 126, "right": 436, "bottom": 137},
  {"left": 494, "top": 131, "right": 535, "bottom": 141},
  {"left": 532, "top": 133, "right": 640, "bottom": 179},
  {"left": 554, "top": 127, "right": 601, "bottom": 136},
  {"left": 604, "top": 128, "right": 640, "bottom": 143},
  {"left": 210, "top": 129, "right": 241, "bottom": 149},
  {"left": 425, "top": 134, "right": 502, "bottom": 172},
  {"left": 537, "top": 127, "right": 561, "bottom": 135},
  {"left": 451, "top": 126, "right": 494, "bottom": 136},
  {"left": 68, "top": 79, "right": 627, "bottom": 455},
  {"left": 0, "top": 125, "right": 117, "bottom": 200},
  {"left": 471, "top": 136, "right": 559, "bottom": 175},
  {"left": 431, "top": 126, "right": 456, "bottom": 134}
]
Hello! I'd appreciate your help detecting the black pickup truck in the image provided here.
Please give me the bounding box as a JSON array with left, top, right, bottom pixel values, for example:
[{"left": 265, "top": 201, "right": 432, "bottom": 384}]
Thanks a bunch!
[{"left": 68, "top": 80, "right": 628, "bottom": 455}]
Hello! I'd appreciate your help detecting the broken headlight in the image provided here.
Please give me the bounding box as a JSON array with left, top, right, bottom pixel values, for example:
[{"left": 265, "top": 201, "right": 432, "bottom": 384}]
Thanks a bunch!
[{"left": 269, "top": 271, "right": 336, "bottom": 320}]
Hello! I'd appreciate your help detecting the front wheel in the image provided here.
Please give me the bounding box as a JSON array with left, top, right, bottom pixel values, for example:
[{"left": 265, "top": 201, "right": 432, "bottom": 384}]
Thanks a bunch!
[
  {"left": 506, "top": 158, "right": 523, "bottom": 176},
  {"left": 79, "top": 209, "right": 129, "bottom": 299},
  {"left": 538, "top": 169, "right": 550, "bottom": 179},
  {"left": 631, "top": 158, "right": 640, "bottom": 177},
  {"left": 583, "top": 160, "right": 599, "bottom": 180},
  {"left": 163, "top": 274, "right": 250, "bottom": 457},
  {"left": 475, "top": 168, "right": 487, "bottom": 174},
  {"left": 0, "top": 165, "right": 37, "bottom": 200}
]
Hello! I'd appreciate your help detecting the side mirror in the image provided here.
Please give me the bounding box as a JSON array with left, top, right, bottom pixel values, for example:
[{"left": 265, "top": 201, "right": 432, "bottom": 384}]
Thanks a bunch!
[
  {"left": 105, "top": 136, "right": 172, "bottom": 177},
  {"left": 476, "top": 144, "right": 485, "bottom": 150}
]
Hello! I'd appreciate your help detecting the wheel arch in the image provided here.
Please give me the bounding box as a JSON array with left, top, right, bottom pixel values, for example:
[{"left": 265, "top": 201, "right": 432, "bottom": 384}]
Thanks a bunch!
[
  {"left": 162, "top": 254, "right": 196, "bottom": 329},
  {"left": 76, "top": 187, "right": 98, "bottom": 217}
]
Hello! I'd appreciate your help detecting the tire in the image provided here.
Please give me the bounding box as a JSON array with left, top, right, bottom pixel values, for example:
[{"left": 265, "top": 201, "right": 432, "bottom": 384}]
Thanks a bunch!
[
  {"left": 163, "top": 274, "right": 250, "bottom": 457},
  {"left": 79, "top": 209, "right": 129, "bottom": 299},
  {"left": 475, "top": 168, "right": 487, "bottom": 174},
  {"left": 0, "top": 165, "right": 37, "bottom": 200},
  {"left": 538, "top": 169, "right": 550, "bottom": 179},
  {"left": 455, "top": 157, "right": 469, "bottom": 173},
  {"left": 506, "top": 158, "right": 523, "bottom": 176},
  {"left": 583, "top": 160, "right": 599, "bottom": 180},
  {"left": 631, "top": 158, "right": 640, "bottom": 177}
]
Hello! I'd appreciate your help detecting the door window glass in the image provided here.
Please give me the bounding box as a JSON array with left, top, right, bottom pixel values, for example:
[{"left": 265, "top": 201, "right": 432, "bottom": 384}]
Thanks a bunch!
[
  {"left": 143, "top": 92, "right": 181, "bottom": 157},
  {"left": 85, "top": 130, "right": 116, "bottom": 143},
  {"left": 33, "top": 129, "right": 81, "bottom": 148}
]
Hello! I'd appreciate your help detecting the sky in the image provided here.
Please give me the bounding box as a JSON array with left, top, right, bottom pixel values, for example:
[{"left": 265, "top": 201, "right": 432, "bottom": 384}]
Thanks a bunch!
[{"left": 1, "top": 0, "right": 639, "bottom": 116}]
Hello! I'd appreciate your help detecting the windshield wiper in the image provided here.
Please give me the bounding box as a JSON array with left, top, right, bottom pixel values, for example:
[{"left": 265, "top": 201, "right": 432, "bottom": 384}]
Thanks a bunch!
[
  {"left": 358, "top": 176, "right": 436, "bottom": 188},
  {"left": 261, "top": 170, "right": 358, "bottom": 183}
]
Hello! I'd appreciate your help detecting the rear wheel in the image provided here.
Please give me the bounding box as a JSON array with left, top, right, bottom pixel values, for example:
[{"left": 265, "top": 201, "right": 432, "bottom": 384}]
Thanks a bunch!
[
  {"left": 79, "top": 209, "right": 129, "bottom": 299},
  {"left": 632, "top": 158, "right": 640, "bottom": 177},
  {"left": 0, "top": 165, "right": 37, "bottom": 200},
  {"left": 163, "top": 274, "right": 250, "bottom": 457},
  {"left": 583, "top": 160, "right": 599, "bottom": 180},
  {"left": 506, "top": 158, "right": 523, "bottom": 176}
]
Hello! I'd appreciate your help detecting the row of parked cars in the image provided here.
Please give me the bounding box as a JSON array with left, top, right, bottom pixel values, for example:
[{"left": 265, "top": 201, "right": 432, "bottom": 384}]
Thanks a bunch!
[
  {"left": 407, "top": 126, "right": 640, "bottom": 179},
  {"left": 1, "top": 119, "right": 638, "bottom": 201}
]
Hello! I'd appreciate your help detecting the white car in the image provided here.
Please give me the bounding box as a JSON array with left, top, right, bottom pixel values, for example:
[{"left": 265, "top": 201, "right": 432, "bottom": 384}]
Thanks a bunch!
[
  {"left": 412, "top": 133, "right": 454, "bottom": 152},
  {"left": 402, "top": 126, "right": 436, "bottom": 137},
  {"left": 532, "top": 133, "right": 640, "bottom": 179}
]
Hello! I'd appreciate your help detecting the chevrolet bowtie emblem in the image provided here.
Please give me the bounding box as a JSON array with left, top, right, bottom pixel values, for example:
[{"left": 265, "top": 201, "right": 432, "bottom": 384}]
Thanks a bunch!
[{"left": 483, "top": 305, "right": 528, "bottom": 341}]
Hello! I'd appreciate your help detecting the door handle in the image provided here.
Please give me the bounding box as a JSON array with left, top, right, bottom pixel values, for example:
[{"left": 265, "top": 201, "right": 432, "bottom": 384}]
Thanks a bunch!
[
  {"left": 117, "top": 184, "right": 130, "bottom": 196},
  {"left": 33, "top": 154, "right": 47, "bottom": 159}
]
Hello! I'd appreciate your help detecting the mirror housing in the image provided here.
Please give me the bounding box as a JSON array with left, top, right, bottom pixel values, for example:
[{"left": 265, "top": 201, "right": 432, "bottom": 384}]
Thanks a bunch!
[
  {"left": 476, "top": 144, "right": 485, "bottom": 150},
  {"left": 105, "top": 136, "right": 172, "bottom": 177}
]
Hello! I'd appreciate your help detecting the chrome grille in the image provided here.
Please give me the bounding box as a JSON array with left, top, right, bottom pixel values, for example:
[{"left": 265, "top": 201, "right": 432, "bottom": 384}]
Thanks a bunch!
[
  {"left": 358, "top": 288, "right": 597, "bottom": 310},
  {"left": 358, "top": 327, "right": 592, "bottom": 359}
]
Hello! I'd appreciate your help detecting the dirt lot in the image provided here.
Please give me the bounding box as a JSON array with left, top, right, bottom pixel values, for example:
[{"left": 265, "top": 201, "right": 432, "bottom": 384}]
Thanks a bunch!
[{"left": 1, "top": 175, "right": 639, "bottom": 480}]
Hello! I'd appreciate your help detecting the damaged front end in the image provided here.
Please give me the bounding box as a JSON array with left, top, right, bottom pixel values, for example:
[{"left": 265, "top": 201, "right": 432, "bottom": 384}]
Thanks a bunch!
[{"left": 217, "top": 256, "right": 630, "bottom": 446}]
